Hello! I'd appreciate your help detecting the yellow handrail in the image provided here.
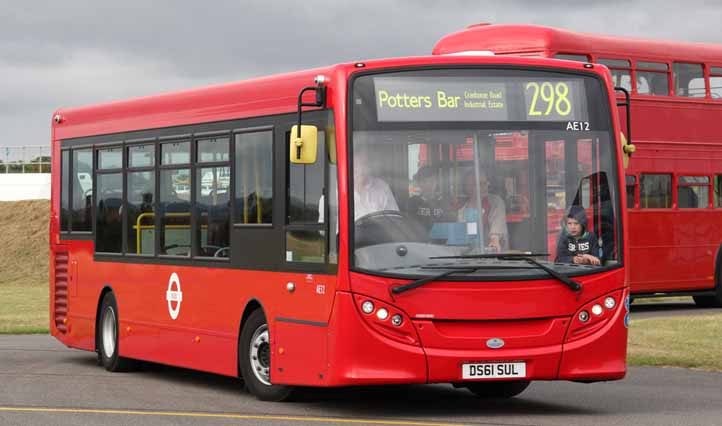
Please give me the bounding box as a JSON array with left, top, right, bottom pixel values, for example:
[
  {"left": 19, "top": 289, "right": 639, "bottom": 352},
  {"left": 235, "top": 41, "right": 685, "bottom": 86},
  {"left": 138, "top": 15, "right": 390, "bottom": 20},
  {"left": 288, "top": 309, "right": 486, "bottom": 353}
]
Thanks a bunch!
[{"left": 133, "top": 212, "right": 190, "bottom": 254}]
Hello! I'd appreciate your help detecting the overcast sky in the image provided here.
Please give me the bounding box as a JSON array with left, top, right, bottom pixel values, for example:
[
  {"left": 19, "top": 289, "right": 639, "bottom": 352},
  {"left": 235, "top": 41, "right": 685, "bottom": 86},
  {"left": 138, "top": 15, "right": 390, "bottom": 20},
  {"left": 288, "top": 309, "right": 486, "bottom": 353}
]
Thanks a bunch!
[{"left": 1, "top": 0, "right": 721, "bottom": 152}]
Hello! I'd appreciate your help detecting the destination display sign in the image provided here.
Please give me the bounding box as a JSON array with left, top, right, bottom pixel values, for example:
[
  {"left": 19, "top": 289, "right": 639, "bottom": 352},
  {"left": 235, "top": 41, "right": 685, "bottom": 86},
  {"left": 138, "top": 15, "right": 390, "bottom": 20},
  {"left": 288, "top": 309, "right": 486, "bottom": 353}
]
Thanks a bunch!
[{"left": 373, "top": 76, "right": 588, "bottom": 123}]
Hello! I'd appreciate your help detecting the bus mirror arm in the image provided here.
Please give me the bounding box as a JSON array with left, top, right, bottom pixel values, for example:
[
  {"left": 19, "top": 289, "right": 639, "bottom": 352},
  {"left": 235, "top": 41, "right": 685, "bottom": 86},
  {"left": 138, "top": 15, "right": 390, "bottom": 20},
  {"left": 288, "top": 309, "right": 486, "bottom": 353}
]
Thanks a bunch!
[{"left": 614, "top": 87, "right": 634, "bottom": 157}]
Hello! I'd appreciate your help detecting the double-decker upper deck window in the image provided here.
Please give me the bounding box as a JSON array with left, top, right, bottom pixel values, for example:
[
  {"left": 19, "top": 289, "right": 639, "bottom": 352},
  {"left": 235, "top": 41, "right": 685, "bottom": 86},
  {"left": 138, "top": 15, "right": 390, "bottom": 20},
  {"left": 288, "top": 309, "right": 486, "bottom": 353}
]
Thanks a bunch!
[
  {"left": 636, "top": 61, "right": 669, "bottom": 96},
  {"left": 553, "top": 53, "right": 589, "bottom": 62},
  {"left": 71, "top": 149, "right": 93, "bottom": 232},
  {"left": 678, "top": 176, "right": 709, "bottom": 208},
  {"left": 640, "top": 174, "right": 672, "bottom": 208},
  {"left": 673, "top": 62, "right": 705, "bottom": 97},
  {"left": 598, "top": 58, "right": 632, "bottom": 92},
  {"left": 710, "top": 66, "right": 722, "bottom": 100}
]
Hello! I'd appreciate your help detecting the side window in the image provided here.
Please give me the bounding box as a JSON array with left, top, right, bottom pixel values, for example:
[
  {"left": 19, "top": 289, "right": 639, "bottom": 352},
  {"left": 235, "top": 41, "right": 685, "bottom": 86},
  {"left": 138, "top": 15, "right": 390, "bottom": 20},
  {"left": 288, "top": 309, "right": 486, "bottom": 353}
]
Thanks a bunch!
[
  {"left": 235, "top": 131, "right": 273, "bottom": 224},
  {"left": 714, "top": 175, "right": 722, "bottom": 207},
  {"left": 71, "top": 149, "right": 93, "bottom": 232},
  {"left": 159, "top": 141, "right": 191, "bottom": 256},
  {"left": 95, "top": 147, "right": 123, "bottom": 253},
  {"left": 286, "top": 129, "right": 327, "bottom": 263},
  {"left": 553, "top": 53, "right": 589, "bottom": 62},
  {"left": 127, "top": 144, "right": 156, "bottom": 255},
  {"left": 60, "top": 150, "right": 70, "bottom": 231},
  {"left": 673, "top": 63, "right": 705, "bottom": 97},
  {"left": 710, "top": 66, "right": 722, "bottom": 99},
  {"left": 598, "top": 58, "right": 632, "bottom": 92},
  {"left": 625, "top": 175, "right": 636, "bottom": 208},
  {"left": 636, "top": 61, "right": 669, "bottom": 96},
  {"left": 640, "top": 174, "right": 671, "bottom": 208},
  {"left": 678, "top": 176, "right": 709, "bottom": 208},
  {"left": 195, "top": 136, "right": 230, "bottom": 258}
]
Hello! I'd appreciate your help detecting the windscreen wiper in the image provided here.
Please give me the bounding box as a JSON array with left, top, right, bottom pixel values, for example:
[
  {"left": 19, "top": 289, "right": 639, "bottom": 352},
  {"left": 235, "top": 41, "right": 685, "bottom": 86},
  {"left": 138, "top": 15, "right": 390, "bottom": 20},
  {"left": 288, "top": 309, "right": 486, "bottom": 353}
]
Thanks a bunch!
[
  {"left": 429, "top": 252, "right": 582, "bottom": 292},
  {"left": 390, "top": 262, "right": 541, "bottom": 295},
  {"left": 391, "top": 268, "right": 477, "bottom": 295}
]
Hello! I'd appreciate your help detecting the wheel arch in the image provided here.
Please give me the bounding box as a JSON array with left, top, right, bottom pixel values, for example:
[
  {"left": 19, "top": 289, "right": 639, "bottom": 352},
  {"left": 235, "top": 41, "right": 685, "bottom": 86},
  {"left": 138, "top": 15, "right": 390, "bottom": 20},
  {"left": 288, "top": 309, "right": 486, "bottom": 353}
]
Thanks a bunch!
[{"left": 237, "top": 298, "right": 266, "bottom": 378}]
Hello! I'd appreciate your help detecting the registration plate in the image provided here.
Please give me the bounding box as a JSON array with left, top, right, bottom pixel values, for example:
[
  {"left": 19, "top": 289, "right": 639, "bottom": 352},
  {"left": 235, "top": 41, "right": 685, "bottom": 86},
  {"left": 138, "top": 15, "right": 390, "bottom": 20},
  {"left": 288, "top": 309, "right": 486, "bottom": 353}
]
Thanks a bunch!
[{"left": 462, "top": 362, "right": 526, "bottom": 380}]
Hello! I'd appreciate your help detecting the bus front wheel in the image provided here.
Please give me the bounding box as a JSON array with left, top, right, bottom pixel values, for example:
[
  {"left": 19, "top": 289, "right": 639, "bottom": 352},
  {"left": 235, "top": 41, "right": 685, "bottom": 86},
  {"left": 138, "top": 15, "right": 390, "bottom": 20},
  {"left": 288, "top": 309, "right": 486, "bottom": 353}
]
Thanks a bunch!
[
  {"left": 239, "top": 309, "right": 294, "bottom": 401},
  {"left": 464, "top": 380, "right": 530, "bottom": 398},
  {"left": 98, "top": 292, "right": 137, "bottom": 372}
]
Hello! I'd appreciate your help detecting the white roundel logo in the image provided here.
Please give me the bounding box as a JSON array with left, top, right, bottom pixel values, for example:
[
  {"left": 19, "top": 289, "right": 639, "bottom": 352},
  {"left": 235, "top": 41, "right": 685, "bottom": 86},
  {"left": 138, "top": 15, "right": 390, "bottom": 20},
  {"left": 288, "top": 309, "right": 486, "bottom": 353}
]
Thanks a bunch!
[{"left": 166, "top": 272, "right": 183, "bottom": 320}]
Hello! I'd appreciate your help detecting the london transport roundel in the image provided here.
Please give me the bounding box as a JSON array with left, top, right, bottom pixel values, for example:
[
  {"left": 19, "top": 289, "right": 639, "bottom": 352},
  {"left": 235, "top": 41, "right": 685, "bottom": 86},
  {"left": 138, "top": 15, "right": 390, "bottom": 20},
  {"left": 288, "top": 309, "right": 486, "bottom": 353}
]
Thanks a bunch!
[{"left": 166, "top": 272, "right": 183, "bottom": 320}]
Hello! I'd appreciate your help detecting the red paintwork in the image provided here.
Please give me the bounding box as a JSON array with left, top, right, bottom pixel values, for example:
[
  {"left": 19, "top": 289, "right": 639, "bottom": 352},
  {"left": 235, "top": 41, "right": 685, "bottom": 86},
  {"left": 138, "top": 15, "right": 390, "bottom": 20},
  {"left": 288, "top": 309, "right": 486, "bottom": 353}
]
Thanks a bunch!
[
  {"left": 433, "top": 24, "right": 722, "bottom": 295},
  {"left": 50, "top": 53, "right": 628, "bottom": 387}
]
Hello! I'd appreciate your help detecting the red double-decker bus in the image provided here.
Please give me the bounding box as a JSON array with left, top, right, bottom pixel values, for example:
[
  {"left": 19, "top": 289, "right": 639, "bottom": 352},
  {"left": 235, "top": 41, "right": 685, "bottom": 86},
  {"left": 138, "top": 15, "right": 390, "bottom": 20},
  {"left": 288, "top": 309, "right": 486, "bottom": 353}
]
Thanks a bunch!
[
  {"left": 50, "top": 52, "right": 630, "bottom": 401},
  {"left": 434, "top": 24, "right": 722, "bottom": 307}
]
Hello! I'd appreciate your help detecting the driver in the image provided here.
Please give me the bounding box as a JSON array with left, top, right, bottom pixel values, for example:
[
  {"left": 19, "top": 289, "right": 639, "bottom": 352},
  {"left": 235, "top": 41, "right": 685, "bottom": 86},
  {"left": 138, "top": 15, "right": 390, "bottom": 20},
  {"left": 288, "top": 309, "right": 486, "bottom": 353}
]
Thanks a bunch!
[{"left": 353, "top": 145, "right": 399, "bottom": 220}]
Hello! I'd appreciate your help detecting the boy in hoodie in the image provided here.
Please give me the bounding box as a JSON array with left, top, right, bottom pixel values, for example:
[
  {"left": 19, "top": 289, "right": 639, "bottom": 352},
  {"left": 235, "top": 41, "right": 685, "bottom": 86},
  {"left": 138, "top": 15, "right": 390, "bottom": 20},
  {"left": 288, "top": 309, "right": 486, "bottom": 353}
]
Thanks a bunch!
[{"left": 556, "top": 205, "right": 601, "bottom": 266}]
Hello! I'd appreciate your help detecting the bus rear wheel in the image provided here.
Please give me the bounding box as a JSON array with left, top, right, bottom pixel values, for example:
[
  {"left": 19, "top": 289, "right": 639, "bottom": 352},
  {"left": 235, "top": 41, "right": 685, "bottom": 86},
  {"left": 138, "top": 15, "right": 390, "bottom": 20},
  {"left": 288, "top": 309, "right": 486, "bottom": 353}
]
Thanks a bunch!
[
  {"left": 98, "top": 292, "right": 137, "bottom": 372},
  {"left": 239, "top": 309, "right": 294, "bottom": 401},
  {"left": 464, "top": 380, "right": 530, "bottom": 398}
]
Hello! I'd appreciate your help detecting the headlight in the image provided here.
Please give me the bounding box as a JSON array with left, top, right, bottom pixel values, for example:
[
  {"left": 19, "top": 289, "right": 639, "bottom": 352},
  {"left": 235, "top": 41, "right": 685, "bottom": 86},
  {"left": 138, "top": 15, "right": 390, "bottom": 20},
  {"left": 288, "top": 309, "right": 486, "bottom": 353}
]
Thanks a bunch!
[
  {"left": 591, "top": 304, "right": 603, "bottom": 316},
  {"left": 361, "top": 301, "right": 374, "bottom": 314},
  {"left": 604, "top": 297, "right": 616, "bottom": 309},
  {"left": 579, "top": 310, "right": 590, "bottom": 322},
  {"left": 376, "top": 308, "right": 389, "bottom": 320}
]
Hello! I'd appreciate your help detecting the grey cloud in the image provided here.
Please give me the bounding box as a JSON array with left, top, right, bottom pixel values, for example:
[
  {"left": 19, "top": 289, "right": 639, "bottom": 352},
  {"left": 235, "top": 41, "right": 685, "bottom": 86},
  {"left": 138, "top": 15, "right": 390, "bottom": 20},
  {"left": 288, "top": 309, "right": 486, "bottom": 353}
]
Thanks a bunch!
[{"left": 1, "top": 0, "right": 721, "bottom": 146}]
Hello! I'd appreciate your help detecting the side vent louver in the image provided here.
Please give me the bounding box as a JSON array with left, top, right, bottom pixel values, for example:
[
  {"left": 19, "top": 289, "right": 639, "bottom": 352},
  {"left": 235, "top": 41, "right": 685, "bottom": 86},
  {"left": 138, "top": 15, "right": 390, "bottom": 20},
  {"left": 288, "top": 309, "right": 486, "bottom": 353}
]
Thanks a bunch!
[{"left": 53, "top": 252, "right": 69, "bottom": 334}]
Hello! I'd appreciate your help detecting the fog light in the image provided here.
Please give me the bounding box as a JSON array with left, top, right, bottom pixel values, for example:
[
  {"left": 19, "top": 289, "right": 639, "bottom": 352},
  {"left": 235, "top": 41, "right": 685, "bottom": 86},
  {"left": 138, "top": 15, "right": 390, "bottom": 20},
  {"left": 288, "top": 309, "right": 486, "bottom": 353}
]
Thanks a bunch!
[
  {"left": 604, "top": 297, "right": 616, "bottom": 309},
  {"left": 391, "top": 314, "right": 403, "bottom": 326},
  {"left": 376, "top": 308, "right": 389, "bottom": 320},
  {"left": 591, "top": 304, "right": 603, "bottom": 316},
  {"left": 361, "top": 301, "right": 374, "bottom": 314},
  {"left": 579, "top": 310, "right": 590, "bottom": 322}
]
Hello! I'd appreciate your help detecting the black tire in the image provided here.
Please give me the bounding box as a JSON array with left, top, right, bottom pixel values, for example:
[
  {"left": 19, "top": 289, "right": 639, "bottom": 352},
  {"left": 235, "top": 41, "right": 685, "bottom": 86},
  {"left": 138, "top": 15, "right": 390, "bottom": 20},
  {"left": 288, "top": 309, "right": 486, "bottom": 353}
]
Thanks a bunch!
[
  {"left": 239, "top": 309, "right": 294, "bottom": 401},
  {"left": 693, "top": 294, "right": 722, "bottom": 308},
  {"left": 694, "top": 261, "right": 722, "bottom": 308},
  {"left": 98, "top": 292, "right": 137, "bottom": 372},
  {"left": 465, "top": 380, "right": 530, "bottom": 398}
]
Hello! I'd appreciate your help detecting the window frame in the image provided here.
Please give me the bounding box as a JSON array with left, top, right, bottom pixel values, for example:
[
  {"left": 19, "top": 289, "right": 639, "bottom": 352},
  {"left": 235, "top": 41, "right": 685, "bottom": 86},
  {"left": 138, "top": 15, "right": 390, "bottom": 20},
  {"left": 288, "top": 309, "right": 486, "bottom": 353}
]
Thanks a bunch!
[
  {"left": 192, "top": 131, "right": 232, "bottom": 261},
  {"left": 284, "top": 122, "right": 333, "bottom": 268},
  {"left": 233, "top": 126, "right": 275, "bottom": 228},
  {"left": 158, "top": 138, "right": 193, "bottom": 259},
  {"left": 676, "top": 175, "right": 711, "bottom": 209},
  {"left": 634, "top": 60, "right": 671, "bottom": 96},
  {"left": 57, "top": 109, "right": 336, "bottom": 274},
  {"left": 125, "top": 139, "right": 157, "bottom": 257},
  {"left": 639, "top": 172, "right": 673, "bottom": 209},
  {"left": 709, "top": 65, "right": 722, "bottom": 100},
  {"left": 93, "top": 143, "right": 124, "bottom": 255},
  {"left": 672, "top": 62, "right": 707, "bottom": 98}
]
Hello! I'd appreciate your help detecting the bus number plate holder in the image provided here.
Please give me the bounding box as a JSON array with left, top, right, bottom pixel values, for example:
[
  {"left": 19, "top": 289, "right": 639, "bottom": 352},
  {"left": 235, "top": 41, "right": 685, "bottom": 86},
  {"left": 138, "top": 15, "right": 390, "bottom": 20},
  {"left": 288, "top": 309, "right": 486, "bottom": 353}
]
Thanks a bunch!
[{"left": 462, "top": 362, "right": 526, "bottom": 380}]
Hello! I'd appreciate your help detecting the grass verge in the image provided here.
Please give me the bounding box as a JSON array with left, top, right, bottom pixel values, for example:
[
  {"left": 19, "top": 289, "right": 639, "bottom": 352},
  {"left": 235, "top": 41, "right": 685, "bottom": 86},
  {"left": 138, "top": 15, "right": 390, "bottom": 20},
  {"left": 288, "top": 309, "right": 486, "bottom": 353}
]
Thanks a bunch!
[
  {"left": 0, "top": 284, "right": 49, "bottom": 334},
  {"left": 633, "top": 296, "right": 693, "bottom": 304},
  {"left": 628, "top": 313, "right": 722, "bottom": 372}
]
